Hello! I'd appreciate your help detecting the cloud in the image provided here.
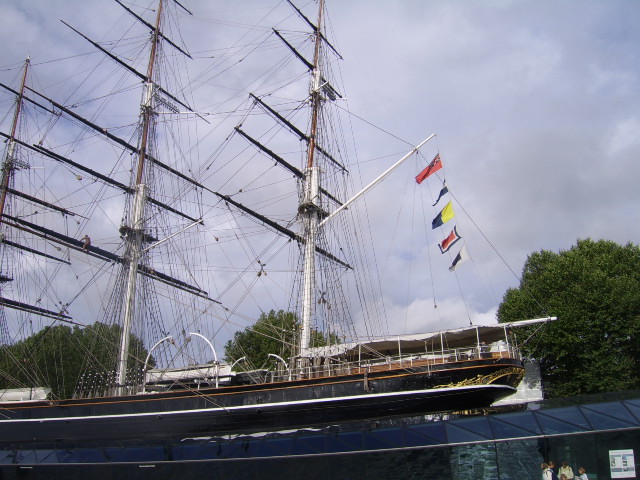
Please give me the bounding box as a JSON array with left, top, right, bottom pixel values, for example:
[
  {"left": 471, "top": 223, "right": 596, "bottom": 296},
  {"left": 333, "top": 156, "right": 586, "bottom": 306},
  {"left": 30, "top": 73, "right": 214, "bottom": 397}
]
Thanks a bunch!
[
  {"left": 0, "top": 0, "right": 638, "bottom": 363},
  {"left": 352, "top": 294, "right": 499, "bottom": 339}
]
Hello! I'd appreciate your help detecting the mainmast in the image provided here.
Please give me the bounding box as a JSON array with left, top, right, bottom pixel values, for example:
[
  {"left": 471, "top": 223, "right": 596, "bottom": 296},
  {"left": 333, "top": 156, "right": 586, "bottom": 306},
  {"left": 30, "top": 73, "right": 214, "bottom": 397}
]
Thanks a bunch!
[
  {"left": 116, "top": 0, "right": 164, "bottom": 394},
  {"left": 0, "top": 58, "right": 30, "bottom": 226},
  {"left": 299, "top": 0, "right": 325, "bottom": 357}
]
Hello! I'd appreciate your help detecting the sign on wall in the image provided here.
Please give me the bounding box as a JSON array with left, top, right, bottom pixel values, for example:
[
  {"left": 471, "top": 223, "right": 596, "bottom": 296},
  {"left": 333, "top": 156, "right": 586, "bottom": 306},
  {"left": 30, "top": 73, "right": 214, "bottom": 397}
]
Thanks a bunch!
[{"left": 610, "top": 449, "right": 636, "bottom": 479}]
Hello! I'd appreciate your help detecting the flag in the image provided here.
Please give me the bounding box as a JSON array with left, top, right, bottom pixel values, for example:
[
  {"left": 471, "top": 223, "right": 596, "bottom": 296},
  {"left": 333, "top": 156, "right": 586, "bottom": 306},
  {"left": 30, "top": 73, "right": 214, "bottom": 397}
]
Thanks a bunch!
[
  {"left": 439, "top": 226, "right": 461, "bottom": 253},
  {"left": 415, "top": 154, "right": 442, "bottom": 184},
  {"left": 431, "top": 201, "right": 454, "bottom": 229},
  {"left": 449, "top": 245, "right": 470, "bottom": 272},
  {"left": 432, "top": 182, "right": 449, "bottom": 206}
]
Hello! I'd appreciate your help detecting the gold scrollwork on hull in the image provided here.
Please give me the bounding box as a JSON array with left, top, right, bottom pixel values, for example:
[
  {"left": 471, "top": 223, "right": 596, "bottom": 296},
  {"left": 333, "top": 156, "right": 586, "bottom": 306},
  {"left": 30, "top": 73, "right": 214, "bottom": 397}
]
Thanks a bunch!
[{"left": 441, "top": 366, "right": 525, "bottom": 389}]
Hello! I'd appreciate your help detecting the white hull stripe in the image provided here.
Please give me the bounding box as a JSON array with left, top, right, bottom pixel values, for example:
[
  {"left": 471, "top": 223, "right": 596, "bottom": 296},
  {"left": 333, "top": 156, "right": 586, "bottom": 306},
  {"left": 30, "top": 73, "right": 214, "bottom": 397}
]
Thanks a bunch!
[{"left": 0, "top": 384, "right": 515, "bottom": 424}]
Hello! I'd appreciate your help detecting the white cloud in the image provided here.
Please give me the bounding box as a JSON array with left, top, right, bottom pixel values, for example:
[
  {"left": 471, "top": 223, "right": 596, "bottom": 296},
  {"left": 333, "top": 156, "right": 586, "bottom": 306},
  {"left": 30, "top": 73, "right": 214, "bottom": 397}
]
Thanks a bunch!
[
  {"left": 607, "top": 117, "right": 640, "bottom": 155},
  {"left": 0, "top": 0, "right": 638, "bottom": 354}
]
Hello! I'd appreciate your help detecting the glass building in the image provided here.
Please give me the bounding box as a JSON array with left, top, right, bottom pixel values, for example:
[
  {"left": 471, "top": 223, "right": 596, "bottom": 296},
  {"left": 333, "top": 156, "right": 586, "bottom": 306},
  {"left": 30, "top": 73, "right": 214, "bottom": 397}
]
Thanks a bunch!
[{"left": 2, "top": 390, "right": 639, "bottom": 479}]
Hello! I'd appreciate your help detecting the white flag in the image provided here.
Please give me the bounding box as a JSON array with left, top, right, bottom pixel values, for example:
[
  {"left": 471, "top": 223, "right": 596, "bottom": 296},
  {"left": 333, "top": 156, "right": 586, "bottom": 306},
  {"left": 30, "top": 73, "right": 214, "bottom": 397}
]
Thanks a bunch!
[{"left": 449, "top": 245, "right": 470, "bottom": 272}]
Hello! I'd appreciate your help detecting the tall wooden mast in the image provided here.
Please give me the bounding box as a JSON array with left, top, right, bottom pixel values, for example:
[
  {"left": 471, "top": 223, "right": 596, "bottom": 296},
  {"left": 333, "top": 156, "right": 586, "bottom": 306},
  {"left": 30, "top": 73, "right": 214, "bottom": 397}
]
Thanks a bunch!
[
  {"left": 116, "top": 0, "right": 164, "bottom": 394},
  {"left": 299, "top": 0, "right": 325, "bottom": 357},
  {"left": 0, "top": 58, "right": 30, "bottom": 226}
]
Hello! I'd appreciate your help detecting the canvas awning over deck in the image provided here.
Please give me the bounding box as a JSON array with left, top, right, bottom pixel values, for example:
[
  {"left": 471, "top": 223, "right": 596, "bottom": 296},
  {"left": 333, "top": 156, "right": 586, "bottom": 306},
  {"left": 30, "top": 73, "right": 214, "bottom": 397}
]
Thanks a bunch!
[{"left": 303, "top": 317, "right": 556, "bottom": 359}]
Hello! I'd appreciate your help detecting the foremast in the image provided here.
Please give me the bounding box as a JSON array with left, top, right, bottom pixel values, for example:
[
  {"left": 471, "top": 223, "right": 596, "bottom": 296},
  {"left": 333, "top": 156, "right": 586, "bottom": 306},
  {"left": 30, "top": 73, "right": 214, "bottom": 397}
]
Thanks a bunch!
[
  {"left": 299, "top": 0, "right": 326, "bottom": 358},
  {"left": 117, "top": 0, "right": 164, "bottom": 394}
]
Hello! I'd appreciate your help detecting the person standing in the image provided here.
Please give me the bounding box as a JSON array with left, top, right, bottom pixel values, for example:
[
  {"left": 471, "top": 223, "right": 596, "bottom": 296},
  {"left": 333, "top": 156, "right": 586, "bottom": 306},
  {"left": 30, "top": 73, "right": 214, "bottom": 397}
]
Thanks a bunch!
[
  {"left": 558, "top": 460, "right": 574, "bottom": 480},
  {"left": 541, "top": 463, "right": 553, "bottom": 480},
  {"left": 577, "top": 467, "right": 589, "bottom": 480}
]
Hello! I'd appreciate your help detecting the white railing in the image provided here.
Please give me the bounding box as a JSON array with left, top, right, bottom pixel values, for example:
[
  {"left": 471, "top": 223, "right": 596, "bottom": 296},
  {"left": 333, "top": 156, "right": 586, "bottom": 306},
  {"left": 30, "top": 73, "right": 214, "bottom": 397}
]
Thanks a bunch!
[{"left": 264, "top": 344, "right": 521, "bottom": 383}]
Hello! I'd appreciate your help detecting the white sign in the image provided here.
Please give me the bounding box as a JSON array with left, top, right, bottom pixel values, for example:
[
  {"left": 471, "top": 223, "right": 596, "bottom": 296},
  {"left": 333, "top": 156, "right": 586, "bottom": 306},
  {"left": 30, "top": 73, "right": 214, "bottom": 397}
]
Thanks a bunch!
[{"left": 610, "top": 449, "right": 636, "bottom": 479}]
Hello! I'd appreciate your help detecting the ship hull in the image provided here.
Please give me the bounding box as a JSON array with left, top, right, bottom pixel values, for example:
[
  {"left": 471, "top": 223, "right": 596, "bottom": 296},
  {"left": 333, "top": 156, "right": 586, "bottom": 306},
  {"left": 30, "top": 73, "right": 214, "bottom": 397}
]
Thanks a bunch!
[{"left": 0, "top": 358, "right": 522, "bottom": 447}]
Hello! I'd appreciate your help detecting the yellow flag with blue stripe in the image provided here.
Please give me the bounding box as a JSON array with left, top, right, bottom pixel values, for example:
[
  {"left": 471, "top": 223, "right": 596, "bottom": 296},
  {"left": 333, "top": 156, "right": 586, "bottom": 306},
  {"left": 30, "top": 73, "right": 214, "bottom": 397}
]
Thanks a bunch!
[{"left": 431, "top": 201, "right": 454, "bottom": 229}]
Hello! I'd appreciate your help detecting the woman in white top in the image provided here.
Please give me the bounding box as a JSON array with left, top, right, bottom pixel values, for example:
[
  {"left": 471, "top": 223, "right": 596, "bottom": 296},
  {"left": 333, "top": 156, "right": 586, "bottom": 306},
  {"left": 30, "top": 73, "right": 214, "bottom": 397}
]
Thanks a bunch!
[{"left": 559, "top": 461, "right": 574, "bottom": 480}]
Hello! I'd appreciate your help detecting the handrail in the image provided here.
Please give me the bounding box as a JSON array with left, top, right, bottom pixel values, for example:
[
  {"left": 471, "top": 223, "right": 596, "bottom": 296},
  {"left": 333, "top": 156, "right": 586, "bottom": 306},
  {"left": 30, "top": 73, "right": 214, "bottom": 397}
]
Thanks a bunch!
[{"left": 263, "top": 344, "right": 521, "bottom": 382}]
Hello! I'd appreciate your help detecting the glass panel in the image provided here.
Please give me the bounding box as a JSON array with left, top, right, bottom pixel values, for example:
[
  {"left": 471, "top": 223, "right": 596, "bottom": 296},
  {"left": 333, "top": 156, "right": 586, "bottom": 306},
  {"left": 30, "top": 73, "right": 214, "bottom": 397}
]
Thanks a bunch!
[
  {"left": 291, "top": 434, "right": 325, "bottom": 455},
  {"left": 622, "top": 400, "right": 640, "bottom": 423},
  {"left": 60, "top": 447, "right": 106, "bottom": 463},
  {"left": 362, "top": 430, "right": 398, "bottom": 450},
  {"left": 582, "top": 401, "right": 640, "bottom": 425},
  {"left": 451, "top": 443, "right": 498, "bottom": 480},
  {"left": 581, "top": 410, "right": 638, "bottom": 431},
  {"left": 0, "top": 450, "right": 16, "bottom": 465},
  {"left": 325, "top": 431, "right": 362, "bottom": 453},
  {"left": 249, "top": 437, "right": 292, "bottom": 458},
  {"left": 449, "top": 417, "right": 493, "bottom": 439},
  {"left": 403, "top": 448, "right": 453, "bottom": 480},
  {"left": 101, "top": 440, "right": 167, "bottom": 462},
  {"left": 545, "top": 434, "right": 599, "bottom": 480},
  {"left": 408, "top": 422, "right": 448, "bottom": 445},
  {"left": 221, "top": 439, "right": 251, "bottom": 459},
  {"left": 446, "top": 423, "right": 492, "bottom": 444},
  {"left": 172, "top": 441, "right": 216, "bottom": 461},
  {"left": 536, "top": 414, "right": 588, "bottom": 435},
  {"left": 492, "top": 411, "right": 542, "bottom": 435},
  {"left": 536, "top": 406, "right": 591, "bottom": 433},
  {"left": 403, "top": 426, "right": 444, "bottom": 447},
  {"left": 495, "top": 438, "right": 545, "bottom": 480},
  {"left": 368, "top": 426, "right": 404, "bottom": 448},
  {"left": 490, "top": 417, "right": 540, "bottom": 440}
]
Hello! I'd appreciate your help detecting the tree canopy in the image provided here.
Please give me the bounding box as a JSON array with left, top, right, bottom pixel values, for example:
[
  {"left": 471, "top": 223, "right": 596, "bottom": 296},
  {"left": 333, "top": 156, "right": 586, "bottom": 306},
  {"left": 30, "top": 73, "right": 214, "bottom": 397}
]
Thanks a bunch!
[
  {"left": 498, "top": 239, "right": 640, "bottom": 397},
  {"left": 0, "top": 322, "right": 149, "bottom": 399},
  {"left": 223, "top": 310, "right": 340, "bottom": 370}
]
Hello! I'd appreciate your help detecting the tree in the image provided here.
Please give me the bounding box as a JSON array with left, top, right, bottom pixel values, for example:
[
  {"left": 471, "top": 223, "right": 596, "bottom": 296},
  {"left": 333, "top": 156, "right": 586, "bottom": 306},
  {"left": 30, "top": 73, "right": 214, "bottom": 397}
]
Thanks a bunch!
[
  {"left": 0, "top": 322, "right": 149, "bottom": 399},
  {"left": 223, "top": 310, "right": 340, "bottom": 370},
  {"left": 497, "top": 239, "right": 640, "bottom": 397}
]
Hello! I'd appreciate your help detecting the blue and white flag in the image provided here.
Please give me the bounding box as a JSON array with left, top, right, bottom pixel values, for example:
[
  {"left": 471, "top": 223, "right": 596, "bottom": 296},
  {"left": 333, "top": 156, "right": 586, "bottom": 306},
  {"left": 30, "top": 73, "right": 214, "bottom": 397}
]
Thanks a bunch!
[
  {"left": 449, "top": 245, "right": 470, "bottom": 272},
  {"left": 432, "top": 182, "right": 449, "bottom": 207}
]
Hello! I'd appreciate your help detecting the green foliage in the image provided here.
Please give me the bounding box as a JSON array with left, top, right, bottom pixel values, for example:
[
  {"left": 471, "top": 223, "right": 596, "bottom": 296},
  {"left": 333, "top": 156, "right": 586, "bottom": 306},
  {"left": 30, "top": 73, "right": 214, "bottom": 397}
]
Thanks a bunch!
[
  {"left": 0, "top": 322, "right": 149, "bottom": 399},
  {"left": 498, "top": 239, "right": 640, "bottom": 397},
  {"left": 223, "top": 309, "right": 340, "bottom": 370}
]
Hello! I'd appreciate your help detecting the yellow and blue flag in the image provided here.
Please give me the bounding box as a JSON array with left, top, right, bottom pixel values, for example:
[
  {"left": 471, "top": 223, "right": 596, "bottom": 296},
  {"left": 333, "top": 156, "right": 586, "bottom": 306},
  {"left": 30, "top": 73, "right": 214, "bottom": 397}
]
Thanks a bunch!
[{"left": 431, "top": 201, "right": 454, "bottom": 229}]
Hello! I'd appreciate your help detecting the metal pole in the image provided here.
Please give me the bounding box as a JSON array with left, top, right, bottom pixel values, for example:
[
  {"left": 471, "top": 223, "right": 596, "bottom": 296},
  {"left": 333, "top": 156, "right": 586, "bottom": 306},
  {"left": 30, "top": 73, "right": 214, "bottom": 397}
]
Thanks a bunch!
[
  {"left": 189, "top": 332, "right": 219, "bottom": 387},
  {"left": 268, "top": 353, "right": 291, "bottom": 381},
  {"left": 142, "top": 335, "right": 174, "bottom": 393},
  {"left": 319, "top": 134, "right": 436, "bottom": 227}
]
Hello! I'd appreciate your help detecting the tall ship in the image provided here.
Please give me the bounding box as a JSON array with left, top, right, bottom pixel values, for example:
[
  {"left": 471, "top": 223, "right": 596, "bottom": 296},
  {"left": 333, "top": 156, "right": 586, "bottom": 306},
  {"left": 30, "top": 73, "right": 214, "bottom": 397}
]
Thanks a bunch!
[{"left": 0, "top": 0, "right": 551, "bottom": 453}]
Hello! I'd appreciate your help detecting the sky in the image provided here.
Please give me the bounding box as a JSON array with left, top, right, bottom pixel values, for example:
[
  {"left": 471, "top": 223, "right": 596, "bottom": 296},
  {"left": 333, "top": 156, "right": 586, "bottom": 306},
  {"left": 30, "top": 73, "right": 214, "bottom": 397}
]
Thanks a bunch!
[{"left": 0, "top": 0, "right": 639, "bottom": 350}]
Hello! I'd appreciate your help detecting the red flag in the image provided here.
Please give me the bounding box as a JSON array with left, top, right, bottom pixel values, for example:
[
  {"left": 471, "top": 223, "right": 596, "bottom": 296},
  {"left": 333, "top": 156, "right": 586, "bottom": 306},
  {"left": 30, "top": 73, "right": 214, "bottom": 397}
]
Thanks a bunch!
[
  {"left": 415, "top": 154, "right": 442, "bottom": 184},
  {"left": 439, "top": 226, "right": 461, "bottom": 253}
]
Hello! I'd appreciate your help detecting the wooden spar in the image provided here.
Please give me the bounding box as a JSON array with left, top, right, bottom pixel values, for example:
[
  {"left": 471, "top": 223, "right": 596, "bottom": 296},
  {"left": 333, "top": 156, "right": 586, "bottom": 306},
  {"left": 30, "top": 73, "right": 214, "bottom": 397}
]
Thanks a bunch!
[
  {"left": 135, "top": 0, "right": 163, "bottom": 187},
  {"left": 285, "top": 0, "right": 342, "bottom": 60},
  {"left": 305, "top": 0, "right": 323, "bottom": 171},
  {"left": 115, "top": 0, "right": 192, "bottom": 59},
  {"left": 0, "top": 58, "right": 29, "bottom": 226},
  {"left": 249, "top": 94, "right": 345, "bottom": 172},
  {"left": 234, "top": 127, "right": 343, "bottom": 205},
  {"left": 61, "top": 20, "right": 194, "bottom": 114}
]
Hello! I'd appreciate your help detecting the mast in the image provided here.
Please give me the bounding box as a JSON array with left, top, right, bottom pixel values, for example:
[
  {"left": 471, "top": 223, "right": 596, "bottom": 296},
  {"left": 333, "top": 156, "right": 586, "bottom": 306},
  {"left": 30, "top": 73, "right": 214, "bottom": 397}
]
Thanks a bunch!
[
  {"left": 0, "top": 58, "right": 30, "bottom": 226},
  {"left": 116, "top": 0, "right": 163, "bottom": 394},
  {"left": 299, "top": 0, "right": 325, "bottom": 357}
]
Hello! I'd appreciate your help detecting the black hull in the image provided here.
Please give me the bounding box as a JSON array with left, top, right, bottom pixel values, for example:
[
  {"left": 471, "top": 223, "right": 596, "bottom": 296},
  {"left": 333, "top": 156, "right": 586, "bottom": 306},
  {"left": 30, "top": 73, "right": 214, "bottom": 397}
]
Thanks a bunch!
[{"left": 0, "top": 358, "right": 522, "bottom": 447}]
